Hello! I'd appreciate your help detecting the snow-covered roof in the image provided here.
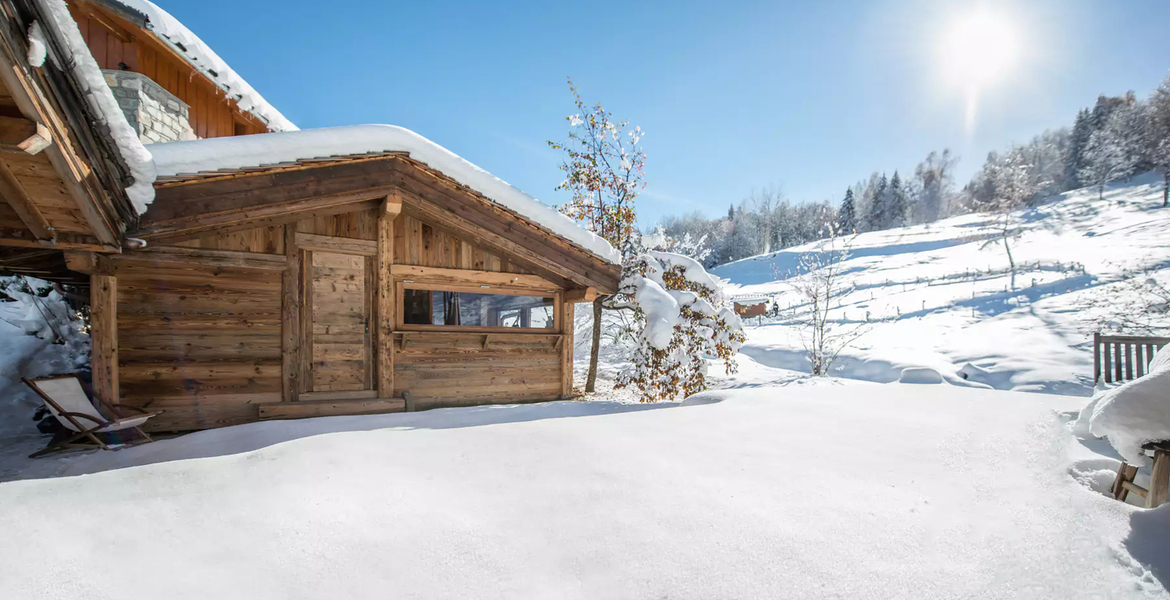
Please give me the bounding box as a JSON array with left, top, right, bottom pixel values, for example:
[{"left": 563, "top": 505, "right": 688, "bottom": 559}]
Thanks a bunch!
[
  {"left": 100, "top": 0, "right": 296, "bottom": 133},
  {"left": 37, "top": 0, "right": 156, "bottom": 213},
  {"left": 147, "top": 125, "right": 621, "bottom": 265}
]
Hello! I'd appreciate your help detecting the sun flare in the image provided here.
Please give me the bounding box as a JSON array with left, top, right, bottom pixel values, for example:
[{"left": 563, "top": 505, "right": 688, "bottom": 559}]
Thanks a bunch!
[{"left": 940, "top": 7, "right": 1020, "bottom": 90}]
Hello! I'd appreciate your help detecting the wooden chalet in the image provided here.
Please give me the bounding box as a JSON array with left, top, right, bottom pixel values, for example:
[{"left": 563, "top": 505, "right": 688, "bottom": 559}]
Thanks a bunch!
[{"left": 0, "top": 0, "right": 621, "bottom": 432}]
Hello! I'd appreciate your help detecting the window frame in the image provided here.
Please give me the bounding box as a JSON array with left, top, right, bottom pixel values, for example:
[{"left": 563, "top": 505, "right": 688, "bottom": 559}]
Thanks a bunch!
[{"left": 396, "top": 281, "right": 562, "bottom": 334}]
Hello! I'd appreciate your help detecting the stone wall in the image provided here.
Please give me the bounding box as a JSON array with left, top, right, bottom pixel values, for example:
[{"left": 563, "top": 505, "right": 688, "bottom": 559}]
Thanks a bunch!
[{"left": 102, "top": 70, "right": 197, "bottom": 144}]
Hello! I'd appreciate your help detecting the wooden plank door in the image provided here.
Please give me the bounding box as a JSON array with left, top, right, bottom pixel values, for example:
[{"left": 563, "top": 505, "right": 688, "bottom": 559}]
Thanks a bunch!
[{"left": 305, "top": 251, "right": 374, "bottom": 392}]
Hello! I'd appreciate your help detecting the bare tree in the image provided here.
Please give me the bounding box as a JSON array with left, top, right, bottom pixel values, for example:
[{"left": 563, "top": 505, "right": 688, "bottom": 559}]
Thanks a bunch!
[{"left": 783, "top": 230, "right": 869, "bottom": 376}]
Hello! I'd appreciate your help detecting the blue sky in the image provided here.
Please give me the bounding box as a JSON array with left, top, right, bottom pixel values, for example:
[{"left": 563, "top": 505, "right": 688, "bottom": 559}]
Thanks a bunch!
[{"left": 166, "top": 0, "right": 1170, "bottom": 227}]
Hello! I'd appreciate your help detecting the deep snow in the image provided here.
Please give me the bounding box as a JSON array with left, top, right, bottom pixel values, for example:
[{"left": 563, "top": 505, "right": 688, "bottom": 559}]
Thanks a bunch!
[
  {"left": 2, "top": 384, "right": 1166, "bottom": 599},
  {"left": 715, "top": 172, "right": 1170, "bottom": 396}
]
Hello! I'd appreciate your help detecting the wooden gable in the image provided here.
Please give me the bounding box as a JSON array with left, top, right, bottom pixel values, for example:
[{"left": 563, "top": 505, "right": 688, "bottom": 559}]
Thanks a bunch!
[{"left": 136, "top": 155, "right": 620, "bottom": 294}]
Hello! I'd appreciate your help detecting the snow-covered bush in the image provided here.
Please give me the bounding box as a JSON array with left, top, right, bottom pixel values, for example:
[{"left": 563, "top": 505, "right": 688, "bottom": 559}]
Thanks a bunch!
[{"left": 614, "top": 251, "right": 745, "bottom": 402}]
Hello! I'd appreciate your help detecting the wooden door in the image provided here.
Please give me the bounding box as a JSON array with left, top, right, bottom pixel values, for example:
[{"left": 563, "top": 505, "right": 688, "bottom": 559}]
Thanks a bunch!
[{"left": 305, "top": 251, "right": 374, "bottom": 392}]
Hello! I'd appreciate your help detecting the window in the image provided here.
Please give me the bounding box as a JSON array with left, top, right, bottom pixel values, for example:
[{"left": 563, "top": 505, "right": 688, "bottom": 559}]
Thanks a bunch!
[{"left": 402, "top": 289, "right": 555, "bottom": 329}]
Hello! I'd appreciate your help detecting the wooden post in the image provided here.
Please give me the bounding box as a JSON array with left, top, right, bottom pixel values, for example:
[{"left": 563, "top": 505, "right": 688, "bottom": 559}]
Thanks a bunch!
[
  {"left": 1093, "top": 332, "right": 1101, "bottom": 385},
  {"left": 1148, "top": 450, "right": 1170, "bottom": 509},
  {"left": 378, "top": 194, "right": 402, "bottom": 398},
  {"left": 560, "top": 299, "right": 575, "bottom": 398},
  {"left": 281, "top": 224, "right": 301, "bottom": 402},
  {"left": 89, "top": 273, "right": 118, "bottom": 406}
]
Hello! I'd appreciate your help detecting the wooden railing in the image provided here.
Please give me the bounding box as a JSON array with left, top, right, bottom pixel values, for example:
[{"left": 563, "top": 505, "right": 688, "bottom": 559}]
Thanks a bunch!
[{"left": 1094, "top": 333, "right": 1170, "bottom": 384}]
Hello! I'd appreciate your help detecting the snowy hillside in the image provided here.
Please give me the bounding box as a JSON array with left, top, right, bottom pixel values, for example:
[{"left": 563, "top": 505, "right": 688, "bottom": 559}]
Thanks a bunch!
[{"left": 713, "top": 172, "right": 1170, "bottom": 395}]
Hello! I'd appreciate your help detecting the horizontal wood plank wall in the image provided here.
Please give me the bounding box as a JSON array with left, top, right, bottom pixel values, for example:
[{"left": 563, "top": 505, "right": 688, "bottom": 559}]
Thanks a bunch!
[
  {"left": 172, "top": 225, "right": 285, "bottom": 254},
  {"left": 394, "top": 214, "right": 533, "bottom": 274},
  {"left": 296, "top": 208, "right": 379, "bottom": 240},
  {"left": 394, "top": 333, "right": 562, "bottom": 410},
  {"left": 116, "top": 255, "right": 283, "bottom": 431},
  {"left": 69, "top": 2, "right": 269, "bottom": 138}
]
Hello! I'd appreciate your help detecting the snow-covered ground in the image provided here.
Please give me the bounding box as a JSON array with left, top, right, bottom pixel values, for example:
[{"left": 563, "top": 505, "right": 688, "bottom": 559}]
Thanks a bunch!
[
  {"left": 3, "top": 176, "right": 1169, "bottom": 597},
  {"left": 1, "top": 382, "right": 1167, "bottom": 599},
  {"left": 714, "top": 172, "right": 1170, "bottom": 395}
]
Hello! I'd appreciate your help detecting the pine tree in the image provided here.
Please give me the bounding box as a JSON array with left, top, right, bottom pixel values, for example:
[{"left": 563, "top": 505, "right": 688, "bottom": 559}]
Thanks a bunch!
[
  {"left": 837, "top": 188, "right": 856, "bottom": 234},
  {"left": 1065, "top": 109, "right": 1092, "bottom": 190},
  {"left": 888, "top": 171, "right": 908, "bottom": 228},
  {"left": 864, "top": 173, "right": 889, "bottom": 231}
]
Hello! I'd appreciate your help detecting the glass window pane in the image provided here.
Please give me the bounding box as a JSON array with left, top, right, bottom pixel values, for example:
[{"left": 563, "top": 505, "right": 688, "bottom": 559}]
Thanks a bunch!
[{"left": 402, "top": 288, "right": 555, "bottom": 329}]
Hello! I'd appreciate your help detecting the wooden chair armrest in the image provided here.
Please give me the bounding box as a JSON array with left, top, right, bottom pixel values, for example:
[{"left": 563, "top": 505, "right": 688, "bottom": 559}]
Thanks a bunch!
[{"left": 106, "top": 404, "right": 151, "bottom": 416}]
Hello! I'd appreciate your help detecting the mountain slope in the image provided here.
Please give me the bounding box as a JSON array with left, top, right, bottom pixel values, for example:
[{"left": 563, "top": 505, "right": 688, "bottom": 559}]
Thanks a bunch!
[{"left": 714, "top": 172, "right": 1170, "bottom": 395}]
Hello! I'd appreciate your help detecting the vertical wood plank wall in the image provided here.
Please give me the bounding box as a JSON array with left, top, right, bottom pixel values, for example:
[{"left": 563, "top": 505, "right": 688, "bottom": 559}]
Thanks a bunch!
[
  {"left": 114, "top": 208, "right": 573, "bottom": 431},
  {"left": 67, "top": 2, "right": 270, "bottom": 138}
]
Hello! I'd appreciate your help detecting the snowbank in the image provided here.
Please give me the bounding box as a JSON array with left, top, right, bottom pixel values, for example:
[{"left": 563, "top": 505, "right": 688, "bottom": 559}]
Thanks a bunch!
[
  {"left": 37, "top": 0, "right": 156, "bottom": 212},
  {"left": 899, "top": 366, "right": 943, "bottom": 384},
  {"left": 147, "top": 125, "right": 620, "bottom": 264},
  {"left": 1088, "top": 348, "right": 1170, "bottom": 464},
  {"left": 111, "top": 0, "right": 296, "bottom": 132},
  {"left": 0, "top": 384, "right": 1151, "bottom": 599}
]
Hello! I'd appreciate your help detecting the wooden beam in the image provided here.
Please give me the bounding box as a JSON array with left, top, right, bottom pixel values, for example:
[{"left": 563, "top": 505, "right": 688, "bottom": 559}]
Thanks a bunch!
[
  {"left": 560, "top": 300, "right": 574, "bottom": 398},
  {"left": 390, "top": 264, "right": 561, "bottom": 291},
  {"left": 257, "top": 397, "right": 406, "bottom": 420},
  {"left": 1149, "top": 450, "right": 1170, "bottom": 508},
  {"left": 109, "top": 246, "right": 287, "bottom": 271},
  {"left": 63, "top": 250, "right": 96, "bottom": 274},
  {"left": 564, "top": 287, "right": 597, "bottom": 303},
  {"left": 0, "top": 117, "right": 50, "bottom": 155},
  {"left": 0, "top": 226, "right": 107, "bottom": 251},
  {"left": 135, "top": 187, "right": 398, "bottom": 240},
  {"left": 281, "top": 224, "right": 301, "bottom": 403},
  {"left": 0, "top": 157, "right": 54, "bottom": 243},
  {"left": 382, "top": 192, "right": 403, "bottom": 218},
  {"left": 294, "top": 232, "right": 378, "bottom": 256},
  {"left": 377, "top": 204, "right": 396, "bottom": 399},
  {"left": 0, "top": 35, "right": 120, "bottom": 247},
  {"left": 90, "top": 273, "right": 118, "bottom": 406}
]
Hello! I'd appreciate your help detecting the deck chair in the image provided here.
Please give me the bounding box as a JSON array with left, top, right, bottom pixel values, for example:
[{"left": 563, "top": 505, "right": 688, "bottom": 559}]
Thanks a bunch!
[{"left": 23, "top": 375, "right": 158, "bottom": 458}]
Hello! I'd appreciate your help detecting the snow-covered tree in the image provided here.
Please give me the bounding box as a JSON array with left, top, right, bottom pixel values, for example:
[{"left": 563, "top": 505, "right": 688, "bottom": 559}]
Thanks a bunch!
[
  {"left": 911, "top": 149, "right": 956, "bottom": 223},
  {"left": 613, "top": 252, "right": 745, "bottom": 402},
  {"left": 1065, "top": 109, "right": 1092, "bottom": 190},
  {"left": 643, "top": 224, "right": 713, "bottom": 264},
  {"left": 864, "top": 173, "right": 890, "bottom": 231},
  {"left": 887, "top": 171, "right": 908, "bottom": 228},
  {"left": 837, "top": 188, "right": 856, "bottom": 234},
  {"left": 976, "top": 152, "right": 1030, "bottom": 289},
  {"left": 1146, "top": 76, "right": 1170, "bottom": 206},
  {"left": 1079, "top": 125, "right": 1130, "bottom": 201},
  {"left": 549, "top": 78, "right": 645, "bottom": 393}
]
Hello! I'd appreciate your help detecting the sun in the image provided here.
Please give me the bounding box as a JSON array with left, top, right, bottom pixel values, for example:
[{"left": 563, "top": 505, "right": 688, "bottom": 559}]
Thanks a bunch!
[{"left": 940, "top": 7, "right": 1020, "bottom": 90}]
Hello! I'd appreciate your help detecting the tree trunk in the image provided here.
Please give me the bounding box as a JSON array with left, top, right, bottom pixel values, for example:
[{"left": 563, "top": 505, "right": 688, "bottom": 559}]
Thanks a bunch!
[
  {"left": 585, "top": 296, "right": 603, "bottom": 393},
  {"left": 1004, "top": 234, "right": 1016, "bottom": 290},
  {"left": 1163, "top": 172, "right": 1168, "bottom": 207}
]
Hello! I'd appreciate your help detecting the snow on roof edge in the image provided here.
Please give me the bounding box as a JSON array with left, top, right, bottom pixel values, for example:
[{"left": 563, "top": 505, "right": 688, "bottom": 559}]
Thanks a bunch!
[
  {"left": 147, "top": 125, "right": 621, "bottom": 265},
  {"left": 37, "top": 0, "right": 156, "bottom": 213},
  {"left": 106, "top": 0, "right": 297, "bottom": 133}
]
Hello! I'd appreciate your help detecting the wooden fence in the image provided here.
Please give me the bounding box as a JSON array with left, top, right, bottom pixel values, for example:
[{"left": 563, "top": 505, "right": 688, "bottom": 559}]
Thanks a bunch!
[{"left": 1094, "top": 333, "right": 1170, "bottom": 384}]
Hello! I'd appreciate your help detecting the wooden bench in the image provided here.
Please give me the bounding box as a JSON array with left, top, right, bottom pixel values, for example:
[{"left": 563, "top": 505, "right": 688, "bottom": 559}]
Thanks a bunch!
[
  {"left": 1093, "top": 333, "right": 1170, "bottom": 385},
  {"left": 1111, "top": 442, "right": 1170, "bottom": 508}
]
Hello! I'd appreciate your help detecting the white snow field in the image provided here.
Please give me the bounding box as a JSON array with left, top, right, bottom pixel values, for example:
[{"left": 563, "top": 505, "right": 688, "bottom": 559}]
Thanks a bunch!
[
  {"left": 715, "top": 172, "right": 1170, "bottom": 396},
  {"left": 1, "top": 383, "right": 1167, "bottom": 599}
]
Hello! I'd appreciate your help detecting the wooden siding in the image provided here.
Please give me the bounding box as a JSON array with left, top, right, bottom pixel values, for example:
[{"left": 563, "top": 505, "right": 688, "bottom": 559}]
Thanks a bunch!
[
  {"left": 68, "top": 1, "right": 270, "bottom": 138},
  {"left": 393, "top": 332, "right": 563, "bottom": 410},
  {"left": 394, "top": 213, "right": 533, "bottom": 274},
  {"left": 116, "top": 258, "right": 283, "bottom": 431},
  {"left": 109, "top": 204, "right": 573, "bottom": 430},
  {"left": 173, "top": 225, "right": 285, "bottom": 254}
]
